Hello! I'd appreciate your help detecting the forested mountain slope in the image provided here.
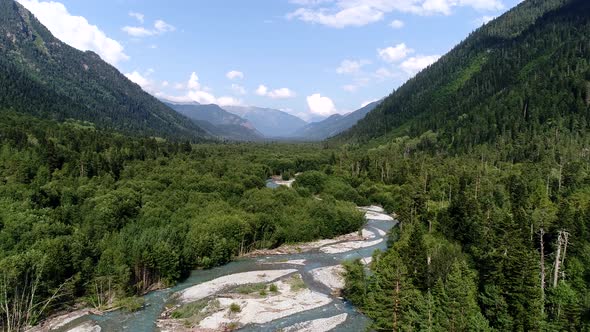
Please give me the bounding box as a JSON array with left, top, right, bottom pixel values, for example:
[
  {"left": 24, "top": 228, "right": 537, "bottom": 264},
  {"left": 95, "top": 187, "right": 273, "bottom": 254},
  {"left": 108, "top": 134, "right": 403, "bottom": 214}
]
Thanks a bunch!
[
  {"left": 0, "top": 0, "right": 206, "bottom": 140},
  {"left": 165, "top": 102, "right": 263, "bottom": 141},
  {"left": 223, "top": 106, "right": 308, "bottom": 138},
  {"left": 335, "top": 0, "right": 590, "bottom": 330},
  {"left": 337, "top": 0, "right": 589, "bottom": 159},
  {"left": 293, "top": 100, "right": 380, "bottom": 140}
]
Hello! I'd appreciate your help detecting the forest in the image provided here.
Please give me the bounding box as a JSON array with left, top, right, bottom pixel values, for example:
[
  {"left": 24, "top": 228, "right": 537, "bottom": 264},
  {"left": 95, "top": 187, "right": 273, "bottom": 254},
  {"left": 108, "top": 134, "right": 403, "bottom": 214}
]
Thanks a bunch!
[
  {"left": 0, "top": 112, "right": 368, "bottom": 330},
  {"left": 0, "top": 0, "right": 589, "bottom": 330}
]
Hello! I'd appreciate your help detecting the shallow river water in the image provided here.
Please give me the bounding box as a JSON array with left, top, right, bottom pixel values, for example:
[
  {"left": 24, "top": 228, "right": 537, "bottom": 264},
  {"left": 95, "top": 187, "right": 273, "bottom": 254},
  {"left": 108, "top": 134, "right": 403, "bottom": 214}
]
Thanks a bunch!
[{"left": 52, "top": 180, "right": 396, "bottom": 332}]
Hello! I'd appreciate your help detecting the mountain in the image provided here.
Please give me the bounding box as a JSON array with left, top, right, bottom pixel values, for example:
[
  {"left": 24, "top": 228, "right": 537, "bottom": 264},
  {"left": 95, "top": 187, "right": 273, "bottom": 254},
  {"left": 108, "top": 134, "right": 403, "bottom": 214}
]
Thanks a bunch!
[
  {"left": 293, "top": 100, "right": 381, "bottom": 140},
  {"left": 164, "top": 102, "right": 263, "bottom": 141},
  {"left": 336, "top": 0, "right": 590, "bottom": 155},
  {"left": 0, "top": 0, "right": 206, "bottom": 140},
  {"left": 222, "top": 106, "right": 307, "bottom": 138}
]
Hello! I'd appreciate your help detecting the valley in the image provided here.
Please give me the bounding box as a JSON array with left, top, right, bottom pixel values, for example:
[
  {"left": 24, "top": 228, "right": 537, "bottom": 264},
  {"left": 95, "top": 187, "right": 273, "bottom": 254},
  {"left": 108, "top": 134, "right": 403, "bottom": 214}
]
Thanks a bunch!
[{"left": 1, "top": 0, "right": 590, "bottom": 331}]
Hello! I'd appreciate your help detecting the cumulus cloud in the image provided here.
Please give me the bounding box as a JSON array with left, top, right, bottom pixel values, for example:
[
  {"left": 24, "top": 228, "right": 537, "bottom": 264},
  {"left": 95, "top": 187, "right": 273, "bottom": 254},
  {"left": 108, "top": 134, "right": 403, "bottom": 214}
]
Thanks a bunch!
[
  {"left": 287, "top": 0, "right": 505, "bottom": 28},
  {"left": 139, "top": 72, "right": 242, "bottom": 106},
  {"left": 129, "top": 11, "right": 144, "bottom": 23},
  {"left": 256, "top": 85, "right": 296, "bottom": 99},
  {"left": 255, "top": 85, "right": 269, "bottom": 96},
  {"left": 474, "top": 15, "right": 496, "bottom": 25},
  {"left": 336, "top": 59, "right": 370, "bottom": 74},
  {"left": 16, "top": 0, "right": 129, "bottom": 65},
  {"left": 378, "top": 43, "right": 414, "bottom": 62},
  {"left": 389, "top": 19, "right": 405, "bottom": 28},
  {"left": 306, "top": 93, "right": 337, "bottom": 116},
  {"left": 226, "top": 70, "right": 244, "bottom": 80},
  {"left": 125, "top": 70, "right": 156, "bottom": 93},
  {"left": 122, "top": 19, "right": 175, "bottom": 37},
  {"left": 400, "top": 54, "right": 441, "bottom": 75}
]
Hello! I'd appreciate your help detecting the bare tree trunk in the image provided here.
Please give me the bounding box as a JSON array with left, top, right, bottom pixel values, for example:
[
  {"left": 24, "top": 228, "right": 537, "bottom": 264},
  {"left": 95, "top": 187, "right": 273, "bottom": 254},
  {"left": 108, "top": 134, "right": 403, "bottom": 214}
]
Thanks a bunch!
[
  {"left": 553, "top": 231, "right": 563, "bottom": 288},
  {"left": 540, "top": 228, "right": 546, "bottom": 312},
  {"left": 558, "top": 159, "right": 563, "bottom": 193},
  {"left": 561, "top": 231, "right": 569, "bottom": 280}
]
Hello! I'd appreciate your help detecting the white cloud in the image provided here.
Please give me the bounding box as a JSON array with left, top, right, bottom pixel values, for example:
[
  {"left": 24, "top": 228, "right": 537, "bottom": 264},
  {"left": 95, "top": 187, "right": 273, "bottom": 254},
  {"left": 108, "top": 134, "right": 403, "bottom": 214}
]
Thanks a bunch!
[
  {"left": 187, "top": 72, "right": 201, "bottom": 90},
  {"left": 156, "top": 72, "right": 242, "bottom": 106},
  {"left": 336, "top": 59, "right": 370, "bottom": 74},
  {"left": 256, "top": 85, "right": 296, "bottom": 99},
  {"left": 231, "top": 84, "right": 247, "bottom": 95},
  {"left": 122, "top": 19, "right": 175, "bottom": 37},
  {"left": 122, "top": 26, "right": 153, "bottom": 37},
  {"left": 287, "top": 0, "right": 505, "bottom": 28},
  {"left": 226, "top": 70, "right": 245, "bottom": 80},
  {"left": 255, "top": 85, "right": 269, "bottom": 96},
  {"left": 154, "top": 20, "right": 175, "bottom": 33},
  {"left": 268, "top": 88, "right": 296, "bottom": 99},
  {"left": 474, "top": 15, "right": 496, "bottom": 25},
  {"left": 125, "top": 70, "right": 157, "bottom": 93},
  {"left": 16, "top": 0, "right": 129, "bottom": 65},
  {"left": 287, "top": 6, "right": 384, "bottom": 28},
  {"left": 389, "top": 19, "right": 405, "bottom": 28},
  {"left": 129, "top": 12, "right": 144, "bottom": 23},
  {"left": 378, "top": 43, "right": 414, "bottom": 62},
  {"left": 400, "top": 54, "right": 440, "bottom": 75},
  {"left": 307, "top": 93, "right": 337, "bottom": 116}
]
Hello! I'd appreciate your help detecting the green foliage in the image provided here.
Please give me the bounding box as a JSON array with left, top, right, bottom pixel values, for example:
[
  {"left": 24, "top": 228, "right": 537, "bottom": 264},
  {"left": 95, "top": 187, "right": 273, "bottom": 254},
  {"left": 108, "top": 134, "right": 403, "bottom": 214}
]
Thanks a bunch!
[
  {"left": 294, "top": 170, "right": 327, "bottom": 194},
  {"left": 0, "top": 113, "right": 366, "bottom": 326},
  {"left": 288, "top": 275, "right": 306, "bottom": 292},
  {"left": 113, "top": 296, "right": 144, "bottom": 313},
  {"left": 269, "top": 284, "right": 279, "bottom": 293},
  {"left": 234, "top": 283, "right": 267, "bottom": 295},
  {"left": 229, "top": 303, "right": 241, "bottom": 313},
  {"left": 0, "top": 0, "right": 206, "bottom": 140}
]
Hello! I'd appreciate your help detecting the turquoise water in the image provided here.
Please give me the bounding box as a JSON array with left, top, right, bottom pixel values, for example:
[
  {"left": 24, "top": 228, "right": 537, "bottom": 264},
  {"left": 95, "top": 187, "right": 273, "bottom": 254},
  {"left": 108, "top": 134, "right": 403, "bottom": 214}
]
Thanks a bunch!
[{"left": 55, "top": 180, "right": 395, "bottom": 331}]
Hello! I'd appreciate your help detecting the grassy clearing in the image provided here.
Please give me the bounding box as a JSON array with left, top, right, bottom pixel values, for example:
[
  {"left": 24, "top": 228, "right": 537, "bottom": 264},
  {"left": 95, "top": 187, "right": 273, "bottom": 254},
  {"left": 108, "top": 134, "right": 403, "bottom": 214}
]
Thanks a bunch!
[
  {"left": 233, "top": 283, "right": 267, "bottom": 295},
  {"left": 288, "top": 275, "right": 307, "bottom": 292}
]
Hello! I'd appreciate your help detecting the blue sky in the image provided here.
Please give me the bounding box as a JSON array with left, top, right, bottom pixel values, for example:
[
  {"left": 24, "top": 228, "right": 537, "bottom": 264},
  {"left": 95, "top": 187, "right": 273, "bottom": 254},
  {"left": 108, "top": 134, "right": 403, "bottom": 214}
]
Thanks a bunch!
[{"left": 17, "top": 0, "right": 521, "bottom": 122}]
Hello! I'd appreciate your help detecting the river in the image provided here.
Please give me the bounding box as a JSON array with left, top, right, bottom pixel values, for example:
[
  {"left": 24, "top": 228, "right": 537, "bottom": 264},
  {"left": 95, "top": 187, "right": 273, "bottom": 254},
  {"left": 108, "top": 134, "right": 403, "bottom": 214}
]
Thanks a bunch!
[{"left": 45, "top": 180, "right": 396, "bottom": 332}]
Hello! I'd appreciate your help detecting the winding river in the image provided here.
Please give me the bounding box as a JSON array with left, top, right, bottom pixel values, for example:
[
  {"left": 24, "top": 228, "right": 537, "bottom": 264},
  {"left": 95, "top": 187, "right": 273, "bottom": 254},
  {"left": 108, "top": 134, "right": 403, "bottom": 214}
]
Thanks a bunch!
[{"left": 46, "top": 179, "right": 396, "bottom": 332}]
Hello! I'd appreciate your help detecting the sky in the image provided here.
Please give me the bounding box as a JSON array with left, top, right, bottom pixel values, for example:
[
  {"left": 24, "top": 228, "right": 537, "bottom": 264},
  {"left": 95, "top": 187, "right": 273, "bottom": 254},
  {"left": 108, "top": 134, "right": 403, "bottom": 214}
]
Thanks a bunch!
[{"left": 17, "top": 0, "right": 522, "bottom": 122}]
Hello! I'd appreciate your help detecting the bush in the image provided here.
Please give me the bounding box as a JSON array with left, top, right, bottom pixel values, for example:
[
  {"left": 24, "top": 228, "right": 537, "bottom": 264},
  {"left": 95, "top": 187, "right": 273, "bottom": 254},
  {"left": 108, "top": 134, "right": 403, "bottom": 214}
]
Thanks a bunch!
[
  {"left": 229, "top": 303, "right": 241, "bottom": 313},
  {"left": 294, "top": 171, "right": 327, "bottom": 194}
]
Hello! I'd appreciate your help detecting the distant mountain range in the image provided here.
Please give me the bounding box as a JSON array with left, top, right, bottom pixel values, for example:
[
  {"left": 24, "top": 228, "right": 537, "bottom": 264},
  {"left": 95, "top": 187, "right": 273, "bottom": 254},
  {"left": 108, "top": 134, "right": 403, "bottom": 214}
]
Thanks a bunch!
[
  {"left": 222, "top": 106, "right": 308, "bottom": 138},
  {"left": 0, "top": 0, "right": 381, "bottom": 142},
  {"left": 164, "top": 102, "right": 263, "bottom": 141},
  {"left": 0, "top": 0, "right": 206, "bottom": 140},
  {"left": 163, "top": 101, "right": 383, "bottom": 141},
  {"left": 292, "top": 100, "right": 382, "bottom": 140}
]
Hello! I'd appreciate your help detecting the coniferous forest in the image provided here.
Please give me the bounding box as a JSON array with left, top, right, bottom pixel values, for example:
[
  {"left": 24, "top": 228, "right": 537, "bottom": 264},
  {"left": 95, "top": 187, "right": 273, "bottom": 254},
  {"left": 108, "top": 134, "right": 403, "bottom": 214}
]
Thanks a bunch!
[{"left": 0, "top": 0, "right": 590, "bottom": 330}]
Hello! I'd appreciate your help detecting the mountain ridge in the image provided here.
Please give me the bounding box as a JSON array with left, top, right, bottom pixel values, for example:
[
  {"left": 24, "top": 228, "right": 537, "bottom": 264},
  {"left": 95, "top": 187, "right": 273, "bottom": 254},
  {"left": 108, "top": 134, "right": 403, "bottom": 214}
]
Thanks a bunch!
[
  {"left": 222, "top": 105, "right": 308, "bottom": 138},
  {"left": 0, "top": 0, "right": 206, "bottom": 140},
  {"left": 164, "top": 102, "right": 263, "bottom": 141},
  {"left": 335, "top": 0, "right": 588, "bottom": 154},
  {"left": 293, "top": 100, "right": 381, "bottom": 140}
]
